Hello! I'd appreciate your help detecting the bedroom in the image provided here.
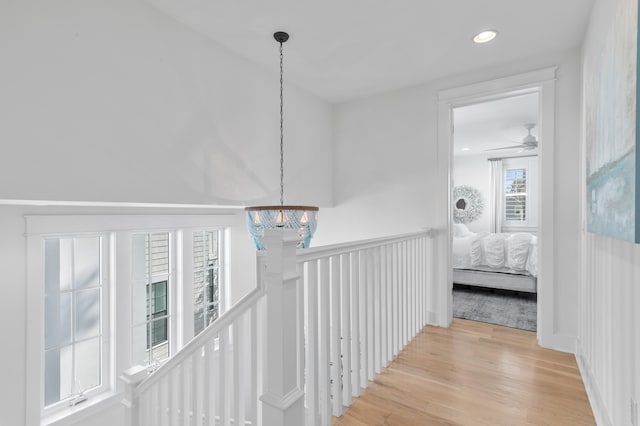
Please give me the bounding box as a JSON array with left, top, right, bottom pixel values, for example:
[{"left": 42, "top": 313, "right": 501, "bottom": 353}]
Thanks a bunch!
[{"left": 451, "top": 92, "right": 540, "bottom": 331}]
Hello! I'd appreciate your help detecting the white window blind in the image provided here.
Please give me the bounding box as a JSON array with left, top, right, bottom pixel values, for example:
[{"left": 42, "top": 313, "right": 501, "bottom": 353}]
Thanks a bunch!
[{"left": 504, "top": 168, "right": 527, "bottom": 221}]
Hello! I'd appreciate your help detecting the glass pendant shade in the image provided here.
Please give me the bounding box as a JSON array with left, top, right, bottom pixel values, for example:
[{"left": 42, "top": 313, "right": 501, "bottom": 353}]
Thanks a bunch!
[
  {"left": 245, "top": 205, "right": 319, "bottom": 250},
  {"left": 245, "top": 31, "right": 319, "bottom": 250}
]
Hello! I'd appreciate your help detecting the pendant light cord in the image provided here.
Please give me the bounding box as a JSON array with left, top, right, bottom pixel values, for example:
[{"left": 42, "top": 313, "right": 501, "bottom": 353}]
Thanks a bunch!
[{"left": 279, "top": 41, "right": 285, "bottom": 207}]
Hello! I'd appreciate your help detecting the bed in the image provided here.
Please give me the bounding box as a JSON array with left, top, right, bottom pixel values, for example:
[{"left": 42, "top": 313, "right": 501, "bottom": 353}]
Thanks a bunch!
[{"left": 452, "top": 224, "right": 537, "bottom": 293}]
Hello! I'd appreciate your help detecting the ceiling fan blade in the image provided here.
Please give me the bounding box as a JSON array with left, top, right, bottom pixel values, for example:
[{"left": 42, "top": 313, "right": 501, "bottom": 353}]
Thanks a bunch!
[{"left": 484, "top": 145, "right": 524, "bottom": 151}]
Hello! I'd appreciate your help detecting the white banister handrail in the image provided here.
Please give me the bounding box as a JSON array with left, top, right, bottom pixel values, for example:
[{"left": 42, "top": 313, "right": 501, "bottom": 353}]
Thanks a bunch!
[
  {"left": 135, "top": 284, "right": 265, "bottom": 396},
  {"left": 294, "top": 230, "right": 433, "bottom": 262},
  {"left": 129, "top": 229, "right": 436, "bottom": 426}
]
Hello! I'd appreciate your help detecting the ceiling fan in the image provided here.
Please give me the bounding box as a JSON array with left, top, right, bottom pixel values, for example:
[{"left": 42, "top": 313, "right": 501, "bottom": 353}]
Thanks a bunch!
[{"left": 485, "top": 123, "right": 539, "bottom": 151}]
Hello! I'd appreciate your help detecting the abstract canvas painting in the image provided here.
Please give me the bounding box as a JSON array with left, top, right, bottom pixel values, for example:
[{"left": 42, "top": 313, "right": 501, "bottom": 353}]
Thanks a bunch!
[{"left": 585, "top": 0, "right": 640, "bottom": 243}]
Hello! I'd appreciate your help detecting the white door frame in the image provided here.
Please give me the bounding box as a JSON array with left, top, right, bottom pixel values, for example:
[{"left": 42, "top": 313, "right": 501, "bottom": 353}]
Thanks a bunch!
[{"left": 436, "top": 67, "right": 558, "bottom": 349}]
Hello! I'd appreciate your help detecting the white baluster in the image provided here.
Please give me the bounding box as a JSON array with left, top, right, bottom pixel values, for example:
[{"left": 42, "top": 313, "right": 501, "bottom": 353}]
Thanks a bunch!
[
  {"left": 392, "top": 243, "right": 399, "bottom": 357},
  {"left": 305, "top": 260, "right": 320, "bottom": 426},
  {"left": 159, "top": 375, "right": 169, "bottom": 426},
  {"left": 141, "top": 390, "right": 151, "bottom": 426},
  {"left": 318, "top": 257, "right": 331, "bottom": 425},
  {"left": 420, "top": 237, "right": 427, "bottom": 331},
  {"left": 398, "top": 242, "right": 405, "bottom": 350},
  {"left": 169, "top": 363, "right": 178, "bottom": 426},
  {"left": 373, "top": 247, "right": 381, "bottom": 374},
  {"left": 411, "top": 239, "right": 416, "bottom": 338},
  {"left": 330, "top": 255, "right": 342, "bottom": 416},
  {"left": 297, "top": 260, "right": 305, "bottom": 419},
  {"left": 403, "top": 241, "right": 409, "bottom": 346},
  {"left": 185, "top": 358, "right": 193, "bottom": 426},
  {"left": 194, "top": 349, "right": 204, "bottom": 426},
  {"left": 366, "top": 249, "right": 375, "bottom": 381},
  {"left": 233, "top": 317, "right": 243, "bottom": 426},
  {"left": 151, "top": 382, "right": 159, "bottom": 426},
  {"left": 417, "top": 237, "right": 422, "bottom": 329},
  {"left": 380, "top": 245, "right": 388, "bottom": 368},
  {"left": 414, "top": 239, "right": 422, "bottom": 335},
  {"left": 358, "top": 251, "right": 368, "bottom": 390},
  {"left": 203, "top": 340, "right": 213, "bottom": 426},
  {"left": 350, "top": 251, "right": 361, "bottom": 398},
  {"left": 250, "top": 305, "right": 258, "bottom": 426},
  {"left": 218, "top": 328, "right": 228, "bottom": 426},
  {"left": 340, "top": 253, "right": 352, "bottom": 408},
  {"left": 190, "top": 352, "right": 199, "bottom": 426},
  {"left": 387, "top": 244, "right": 395, "bottom": 360}
]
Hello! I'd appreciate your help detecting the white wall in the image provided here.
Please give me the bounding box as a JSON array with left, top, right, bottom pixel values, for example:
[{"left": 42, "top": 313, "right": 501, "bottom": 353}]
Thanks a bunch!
[
  {"left": 578, "top": 0, "right": 640, "bottom": 424},
  {"left": 316, "top": 48, "right": 582, "bottom": 345},
  {"left": 314, "top": 85, "right": 436, "bottom": 244},
  {"left": 0, "top": 1, "right": 334, "bottom": 425},
  {"left": 452, "top": 154, "right": 491, "bottom": 233},
  {"left": 0, "top": 0, "right": 332, "bottom": 208}
]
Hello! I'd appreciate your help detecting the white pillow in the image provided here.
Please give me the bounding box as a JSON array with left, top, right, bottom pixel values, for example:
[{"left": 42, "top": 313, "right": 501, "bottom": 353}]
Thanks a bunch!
[
  {"left": 469, "top": 232, "right": 487, "bottom": 266},
  {"left": 453, "top": 223, "right": 474, "bottom": 238},
  {"left": 505, "top": 233, "right": 532, "bottom": 271},
  {"left": 483, "top": 234, "right": 506, "bottom": 268},
  {"left": 526, "top": 236, "right": 538, "bottom": 277}
]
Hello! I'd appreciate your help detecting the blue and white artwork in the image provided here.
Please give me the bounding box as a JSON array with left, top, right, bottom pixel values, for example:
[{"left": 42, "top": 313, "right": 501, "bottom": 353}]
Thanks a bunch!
[{"left": 586, "top": 0, "right": 640, "bottom": 242}]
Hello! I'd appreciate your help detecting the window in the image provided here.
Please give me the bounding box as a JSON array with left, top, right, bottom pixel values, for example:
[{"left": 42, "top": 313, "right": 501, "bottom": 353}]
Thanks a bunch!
[
  {"left": 502, "top": 157, "right": 538, "bottom": 230},
  {"left": 504, "top": 168, "right": 527, "bottom": 221},
  {"left": 26, "top": 214, "right": 233, "bottom": 425},
  {"left": 193, "top": 230, "right": 221, "bottom": 335},
  {"left": 131, "top": 232, "right": 172, "bottom": 366},
  {"left": 43, "top": 236, "right": 106, "bottom": 408},
  {"left": 148, "top": 281, "right": 168, "bottom": 348}
]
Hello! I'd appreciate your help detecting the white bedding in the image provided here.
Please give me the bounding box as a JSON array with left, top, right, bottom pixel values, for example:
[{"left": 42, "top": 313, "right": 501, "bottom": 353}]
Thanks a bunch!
[{"left": 452, "top": 225, "right": 537, "bottom": 277}]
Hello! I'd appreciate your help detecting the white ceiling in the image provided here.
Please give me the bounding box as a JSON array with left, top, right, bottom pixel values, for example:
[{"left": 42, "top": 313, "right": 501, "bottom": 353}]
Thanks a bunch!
[
  {"left": 144, "top": 0, "right": 594, "bottom": 103},
  {"left": 454, "top": 93, "right": 539, "bottom": 156}
]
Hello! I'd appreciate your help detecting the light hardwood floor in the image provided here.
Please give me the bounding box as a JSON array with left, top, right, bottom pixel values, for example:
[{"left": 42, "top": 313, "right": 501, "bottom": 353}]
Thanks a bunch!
[{"left": 333, "top": 319, "right": 595, "bottom": 426}]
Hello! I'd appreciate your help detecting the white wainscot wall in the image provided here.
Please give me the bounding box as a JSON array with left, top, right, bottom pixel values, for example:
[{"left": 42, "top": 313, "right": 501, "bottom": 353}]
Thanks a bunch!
[{"left": 578, "top": 233, "right": 640, "bottom": 426}]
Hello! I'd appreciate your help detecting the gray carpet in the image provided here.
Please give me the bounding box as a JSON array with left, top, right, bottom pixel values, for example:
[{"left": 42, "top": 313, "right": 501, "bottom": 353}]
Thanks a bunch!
[{"left": 452, "top": 284, "right": 537, "bottom": 331}]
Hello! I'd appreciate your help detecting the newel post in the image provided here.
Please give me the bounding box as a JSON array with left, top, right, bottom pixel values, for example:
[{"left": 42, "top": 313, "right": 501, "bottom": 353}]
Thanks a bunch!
[
  {"left": 260, "top": 229, "right": 306, "bottom": 426},
  {"left": 120, "top": 365, "right": 147, "bottom": 426}
]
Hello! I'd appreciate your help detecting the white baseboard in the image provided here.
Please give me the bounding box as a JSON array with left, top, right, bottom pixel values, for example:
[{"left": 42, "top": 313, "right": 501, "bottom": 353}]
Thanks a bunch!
[
  {"left": 427, "top": 310, "right": 439, "bottom": 326},
  {"left": 576, "top": 344, "right": 612, "bottom": 426},
  {"left": 538, "top": 332, "right": 577, "bottom": 354}
]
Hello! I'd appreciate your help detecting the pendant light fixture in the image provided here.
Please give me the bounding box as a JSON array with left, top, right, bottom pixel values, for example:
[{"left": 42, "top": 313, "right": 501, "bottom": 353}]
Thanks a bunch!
[{"left": 245, "top": 31, "right": 319, "bottom": 250}]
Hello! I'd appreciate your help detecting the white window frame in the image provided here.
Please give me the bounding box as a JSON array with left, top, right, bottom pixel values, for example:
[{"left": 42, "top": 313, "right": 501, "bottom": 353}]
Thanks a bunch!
[
  {"left": 188, "top": 229, "right": 226, "bottom": 337},
  {"left": 129, "top": 231, "right": 176, "bottom": 368},
  {"left": 182, "top": 228, "right": 228, "bottom": 340},
  {"left": 501, "top": 156, "right": 539, "bottom": 232},
  {"left": 34, "top": 233, "right": 111, "bottom": 420},
  {"left": 25, "top": 214, "right": 234, "bottom": 426}
]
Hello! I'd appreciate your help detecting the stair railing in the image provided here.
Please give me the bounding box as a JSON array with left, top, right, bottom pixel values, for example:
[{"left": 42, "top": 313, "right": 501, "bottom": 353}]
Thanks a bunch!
[
  {"left": 297, "top": 230, "right": 433, "bottom": 425},
  {"left": 123, "top": 228, "right": 434, "bottom": 426}
]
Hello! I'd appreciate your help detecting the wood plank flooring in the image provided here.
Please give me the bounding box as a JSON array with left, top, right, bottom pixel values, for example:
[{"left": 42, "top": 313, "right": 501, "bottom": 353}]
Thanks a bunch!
[{"left": 333, "top": 319, "right": 595, "bottom": 426}]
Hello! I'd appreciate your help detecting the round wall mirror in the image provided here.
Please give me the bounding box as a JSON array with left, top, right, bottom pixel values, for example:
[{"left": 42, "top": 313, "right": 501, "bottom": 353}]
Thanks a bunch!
[{"left": 453, "top": 185, "right": 483, "bottom": 224}]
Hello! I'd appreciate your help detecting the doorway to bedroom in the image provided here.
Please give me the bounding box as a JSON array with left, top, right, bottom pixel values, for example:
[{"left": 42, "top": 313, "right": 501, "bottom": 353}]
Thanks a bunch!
[{"left": 451, "top": 92, "right": 539, "bottom": 332}]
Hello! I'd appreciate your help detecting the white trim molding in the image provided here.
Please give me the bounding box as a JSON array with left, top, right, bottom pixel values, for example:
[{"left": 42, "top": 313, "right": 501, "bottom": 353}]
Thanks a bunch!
[
  {"left": 437, "top": 67, "right": 562, "bottom": 352},
  {"left": 576, "top": 342, "right": 613, "bottom": 426}
]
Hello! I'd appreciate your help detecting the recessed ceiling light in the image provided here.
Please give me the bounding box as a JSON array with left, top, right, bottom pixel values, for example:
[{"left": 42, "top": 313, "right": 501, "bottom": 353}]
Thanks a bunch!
[
  {"left": 461, "top": 147, "right": 471, "bottom": 151},
  {"left": 473, "top": 30, "right": 498, "bottom": 44}
]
